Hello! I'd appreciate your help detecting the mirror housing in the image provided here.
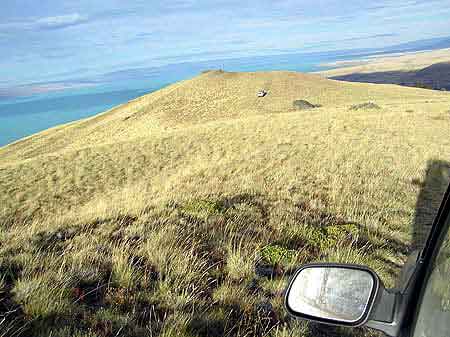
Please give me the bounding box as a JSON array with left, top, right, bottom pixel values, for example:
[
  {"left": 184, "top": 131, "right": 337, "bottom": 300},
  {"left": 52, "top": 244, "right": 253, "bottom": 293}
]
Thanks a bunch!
[{"left": 284, "top": 263, "right": 381, "bottom": 327}]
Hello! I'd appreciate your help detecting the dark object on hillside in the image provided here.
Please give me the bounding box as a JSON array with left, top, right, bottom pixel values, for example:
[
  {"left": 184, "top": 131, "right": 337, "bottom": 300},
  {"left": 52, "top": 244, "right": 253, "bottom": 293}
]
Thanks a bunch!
[
  {"left": 293, "top": 100, "right": 321, "bottom": 110},
  {"left": 257, "top": 89, "right": 268, "bottom": 97},
  {"left": 349, "top": 102, "right": 381, "bottom": 111}
]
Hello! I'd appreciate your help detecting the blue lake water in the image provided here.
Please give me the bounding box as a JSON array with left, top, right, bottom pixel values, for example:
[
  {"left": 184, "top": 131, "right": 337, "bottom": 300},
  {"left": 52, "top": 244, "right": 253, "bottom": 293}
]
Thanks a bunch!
[
  {"left": 0, "top": 89, "right": 150, "bottom": 146},
  {"left": 1, "top": 39, "right": 449, "bottom": 147}
]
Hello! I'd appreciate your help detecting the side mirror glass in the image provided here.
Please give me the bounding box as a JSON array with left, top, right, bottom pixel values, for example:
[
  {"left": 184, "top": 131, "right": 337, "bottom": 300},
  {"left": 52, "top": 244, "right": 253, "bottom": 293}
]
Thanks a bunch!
[{"left": 285, "top": 264, "right": 379, "bottom": 326}]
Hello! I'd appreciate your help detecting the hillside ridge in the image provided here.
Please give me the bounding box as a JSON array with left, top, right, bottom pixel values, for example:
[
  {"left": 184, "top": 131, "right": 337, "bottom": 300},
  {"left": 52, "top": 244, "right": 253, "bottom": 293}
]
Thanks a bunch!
[
  {"left": 1, "top": 70, "right": 450, "bottom": 337},
  {"left": 1, "top": 70, "right": 447, "bottom": 161},
  {"left": 329, "top": 61, "right": 450, "bottom": 90}
]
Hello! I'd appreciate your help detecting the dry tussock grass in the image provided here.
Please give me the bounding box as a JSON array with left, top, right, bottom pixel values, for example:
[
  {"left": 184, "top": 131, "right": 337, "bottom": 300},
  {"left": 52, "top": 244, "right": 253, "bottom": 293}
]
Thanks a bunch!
[{"left": 1, "top": 71, "right": 450, "bottom": 336}]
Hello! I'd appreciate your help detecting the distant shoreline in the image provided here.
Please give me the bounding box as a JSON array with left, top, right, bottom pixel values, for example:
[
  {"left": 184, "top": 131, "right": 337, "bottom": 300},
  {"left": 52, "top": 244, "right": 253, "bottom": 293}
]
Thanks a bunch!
[
  {"left": 2, "top": 45, "right": 450, "bottom": 147},
  {"left": 317, "top": 47, "right": 450, "bottom": 77}
]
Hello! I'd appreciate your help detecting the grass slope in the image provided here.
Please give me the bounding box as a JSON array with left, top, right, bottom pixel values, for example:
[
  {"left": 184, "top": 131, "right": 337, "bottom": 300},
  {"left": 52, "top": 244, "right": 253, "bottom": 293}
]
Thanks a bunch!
[
  {"left": 328, "top": 62, "right": 450, "bottom": 91},
  {"left": 1, "top": 71, "right": 450, "bottom": 337},
  {"left": 318, "top": 47, "right": 450, "bottom": 77}
]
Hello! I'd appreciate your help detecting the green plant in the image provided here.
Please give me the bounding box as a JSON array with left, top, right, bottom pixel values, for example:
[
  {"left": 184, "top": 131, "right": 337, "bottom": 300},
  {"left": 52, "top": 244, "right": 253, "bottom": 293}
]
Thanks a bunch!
[
  {"left": 182, "top": 199, "right": 223, "bottom": 219},
  {"left": 260, "top": 245, "right": 297, "bottom": 266},
  {"left": 306, "top": 224, "right": 359, "bottom": 251}
]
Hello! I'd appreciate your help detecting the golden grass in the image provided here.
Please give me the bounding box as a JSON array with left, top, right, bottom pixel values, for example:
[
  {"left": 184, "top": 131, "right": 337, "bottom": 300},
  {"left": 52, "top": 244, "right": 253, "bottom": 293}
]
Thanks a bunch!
[{"left": 0, "top": 71, "right": 450, "bottom": 336}]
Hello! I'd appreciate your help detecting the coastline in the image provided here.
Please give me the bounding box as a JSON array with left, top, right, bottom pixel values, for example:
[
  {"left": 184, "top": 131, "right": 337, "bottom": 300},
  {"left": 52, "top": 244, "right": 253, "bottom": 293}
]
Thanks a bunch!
[{"left": 317, "top": 48, "right": 450, "bottom": 77}]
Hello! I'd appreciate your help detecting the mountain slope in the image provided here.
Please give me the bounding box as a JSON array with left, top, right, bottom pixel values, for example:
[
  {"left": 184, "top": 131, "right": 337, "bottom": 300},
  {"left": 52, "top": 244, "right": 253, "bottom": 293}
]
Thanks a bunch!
[
  {"left": 1, "top": 71, "right": 450, "bottom": 337},
  {"left": 1, "top": 70, "right": 449, "bottom": 220},
  {"left": 329, "top": 62, "right": 450, "bottom": 90},
  {"left": 0, "top": 70, "right": 444, "bottom": 160},
  {"left": 319, "top": 47, "right": 450, "bottom": 77}
]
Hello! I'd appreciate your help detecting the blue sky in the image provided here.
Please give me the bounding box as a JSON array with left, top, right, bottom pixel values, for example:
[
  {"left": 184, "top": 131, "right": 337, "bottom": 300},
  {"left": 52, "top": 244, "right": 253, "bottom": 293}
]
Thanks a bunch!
[{"left": 1, "top": 0, "right": 450, "bottom": 92}]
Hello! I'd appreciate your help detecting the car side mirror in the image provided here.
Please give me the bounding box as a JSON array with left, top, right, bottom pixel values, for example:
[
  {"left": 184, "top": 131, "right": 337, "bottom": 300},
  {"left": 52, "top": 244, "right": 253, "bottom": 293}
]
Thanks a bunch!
[{"left": 285, "top": 263, "right": 380, "bottom": 327}]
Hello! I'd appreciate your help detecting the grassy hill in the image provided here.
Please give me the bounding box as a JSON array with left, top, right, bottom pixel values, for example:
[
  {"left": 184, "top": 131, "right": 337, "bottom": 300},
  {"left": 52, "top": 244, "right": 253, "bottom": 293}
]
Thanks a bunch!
[
  {"left": 318, "top": 48, "right": 450, "bottom": 90},
  {"left": 328, "top": 62, "right": 450, "bottom": 90},
  {"left": 319, "top": 47, "right": 450, "bottom": 77},
  {"left": 1, "top": 71, "right": 450, "bottom": 337}
]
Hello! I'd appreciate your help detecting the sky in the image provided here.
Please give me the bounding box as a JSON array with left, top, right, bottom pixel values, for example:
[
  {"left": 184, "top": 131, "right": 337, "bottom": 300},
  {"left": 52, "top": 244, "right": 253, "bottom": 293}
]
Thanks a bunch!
[{"left": 2, "top": 0, "right": 450, "bottom": 94}]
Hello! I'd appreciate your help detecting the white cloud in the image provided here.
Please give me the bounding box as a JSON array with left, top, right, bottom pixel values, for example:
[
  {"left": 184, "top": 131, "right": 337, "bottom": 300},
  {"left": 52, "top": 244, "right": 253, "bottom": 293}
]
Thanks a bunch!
[
  {"left": 0, "top": 13, "right": 89, "bottom": 33},
  {"left": 35, "top": 13, "right": 89, "bottom": 30}
]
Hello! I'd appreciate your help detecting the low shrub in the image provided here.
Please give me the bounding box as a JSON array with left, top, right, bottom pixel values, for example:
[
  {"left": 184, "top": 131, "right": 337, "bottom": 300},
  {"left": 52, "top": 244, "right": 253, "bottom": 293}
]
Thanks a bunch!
[
  {"left": 349, "top": 102, "right": 381, "bottom": 111},
  {"left": 293, "top": 100, "right": 321, "bottom": 110},
  {"left": 181, "top": 199, "right": 224, "bottom": 219},
  {"left": 260, "top": 245, "right": 297, "bottom": 266}
]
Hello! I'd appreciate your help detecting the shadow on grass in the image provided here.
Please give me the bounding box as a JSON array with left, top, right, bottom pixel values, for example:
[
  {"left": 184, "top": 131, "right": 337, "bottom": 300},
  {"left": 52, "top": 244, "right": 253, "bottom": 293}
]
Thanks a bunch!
[
  {"left": 0, "top": 262, "right": 29, "bottom": 337},
  {"left": 5, "top": 173, "right": 450, "bottom": 337},
  {"left": 412, "top": 159, "right": 450, "bottom": 251}
]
